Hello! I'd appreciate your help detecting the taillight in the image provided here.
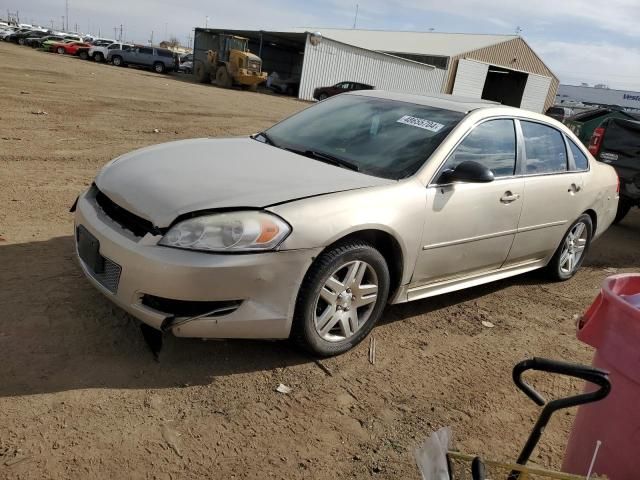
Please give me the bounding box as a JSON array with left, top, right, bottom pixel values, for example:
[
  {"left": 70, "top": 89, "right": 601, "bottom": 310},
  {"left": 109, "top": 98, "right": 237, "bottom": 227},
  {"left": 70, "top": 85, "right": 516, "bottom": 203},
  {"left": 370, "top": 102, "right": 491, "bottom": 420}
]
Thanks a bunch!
[{"left": 588, "top": 127, "right": 605, "bottom": 156}]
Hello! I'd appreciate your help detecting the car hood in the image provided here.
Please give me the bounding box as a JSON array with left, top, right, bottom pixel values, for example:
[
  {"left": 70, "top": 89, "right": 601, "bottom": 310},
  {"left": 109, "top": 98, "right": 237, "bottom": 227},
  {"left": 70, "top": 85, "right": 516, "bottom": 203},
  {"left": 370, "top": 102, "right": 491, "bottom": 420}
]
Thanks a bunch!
[{"left": 95, "top": 137, "right": 392, "bottom": 228}]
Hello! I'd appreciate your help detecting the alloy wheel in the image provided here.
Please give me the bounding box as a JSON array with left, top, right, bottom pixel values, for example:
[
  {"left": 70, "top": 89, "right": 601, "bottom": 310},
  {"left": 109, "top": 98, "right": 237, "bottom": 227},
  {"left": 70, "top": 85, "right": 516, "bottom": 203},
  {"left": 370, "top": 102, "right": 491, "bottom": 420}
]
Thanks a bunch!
[
  {"left": 314, "top": 260, "right": 379, "bottom": 342},
  {"left": 559, "top": 221, "right": 588, "bottom": 275}
]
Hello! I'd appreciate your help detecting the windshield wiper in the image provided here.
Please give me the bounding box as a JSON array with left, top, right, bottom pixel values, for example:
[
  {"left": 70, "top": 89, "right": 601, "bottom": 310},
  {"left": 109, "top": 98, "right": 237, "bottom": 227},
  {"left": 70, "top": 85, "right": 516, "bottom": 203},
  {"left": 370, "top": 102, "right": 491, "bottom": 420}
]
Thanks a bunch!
[
  {"left": 252, "top": 131, "right": 276, "bottom": 146},
  {"left": 284, "top": 147, "right": 360, "bottom": 172}
]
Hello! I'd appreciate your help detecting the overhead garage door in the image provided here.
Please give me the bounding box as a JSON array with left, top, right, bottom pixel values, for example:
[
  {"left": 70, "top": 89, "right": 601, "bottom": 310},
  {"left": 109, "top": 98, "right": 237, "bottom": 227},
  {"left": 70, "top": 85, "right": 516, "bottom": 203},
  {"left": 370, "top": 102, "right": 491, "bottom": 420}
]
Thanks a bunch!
[
  {"left": 452, "top": 59, "right": 489, "bottom": 98},
  {"left": 520, "top": 73, "right": 552, "bottom": 112}
]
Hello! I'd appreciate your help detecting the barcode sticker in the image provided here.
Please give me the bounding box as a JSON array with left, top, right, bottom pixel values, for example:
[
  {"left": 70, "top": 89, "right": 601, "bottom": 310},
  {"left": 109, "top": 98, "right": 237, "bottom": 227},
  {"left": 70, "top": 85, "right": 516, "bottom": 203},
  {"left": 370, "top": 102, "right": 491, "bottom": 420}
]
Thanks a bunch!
[{"left": 397, "top": 115, "right": 445, "bottom": 132}]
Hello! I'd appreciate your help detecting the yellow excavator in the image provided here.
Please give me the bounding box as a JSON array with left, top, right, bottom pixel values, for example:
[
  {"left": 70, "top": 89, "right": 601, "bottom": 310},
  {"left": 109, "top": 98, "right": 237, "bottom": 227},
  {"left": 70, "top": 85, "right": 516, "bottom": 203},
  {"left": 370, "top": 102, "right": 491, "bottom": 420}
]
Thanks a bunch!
[{"left": 194, "top": 34, "right": 267, "bottom": 91}]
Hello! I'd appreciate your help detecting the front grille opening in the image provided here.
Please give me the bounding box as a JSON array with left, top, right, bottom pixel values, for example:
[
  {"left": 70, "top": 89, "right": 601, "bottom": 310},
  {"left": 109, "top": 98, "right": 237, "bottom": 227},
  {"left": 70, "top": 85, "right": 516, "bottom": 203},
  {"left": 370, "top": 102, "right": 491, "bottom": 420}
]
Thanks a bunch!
[
  {"left": 95, "top": 189, "right": 157, "bottom": 238},
  {"left": 141, "top": 294, "right": 242, "bottom": 318}
]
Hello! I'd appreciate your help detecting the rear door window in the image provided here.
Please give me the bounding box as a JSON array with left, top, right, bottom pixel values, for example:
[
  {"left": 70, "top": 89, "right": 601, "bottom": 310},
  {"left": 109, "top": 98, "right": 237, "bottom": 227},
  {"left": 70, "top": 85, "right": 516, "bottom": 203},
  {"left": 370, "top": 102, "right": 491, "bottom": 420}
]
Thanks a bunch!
[
  {"left": 567, "top": 139, "right": 590, "bottom": 171},
  {"left": 138, "top": 47, "right": 153, "bottom": 55},
  {"left": 441, "top": 119, "right": 517, "bottom": 178},
  {"left": 521, "top": 121, "right": 568, "bottom": 174}
]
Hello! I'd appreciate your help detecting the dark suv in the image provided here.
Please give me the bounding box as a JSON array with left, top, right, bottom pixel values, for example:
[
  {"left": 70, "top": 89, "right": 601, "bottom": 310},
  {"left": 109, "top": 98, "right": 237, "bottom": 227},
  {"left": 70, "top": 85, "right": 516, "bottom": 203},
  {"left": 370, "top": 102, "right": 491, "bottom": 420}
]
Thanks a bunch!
[
  {"left": 589, "top": 117, "right": 640, "bottom": 223},
  {"left": 107, "top": 46, "right": 177, "bottom": 73},
  {"left": 313, "top": 81, "right": 374, "bottom": 101}
]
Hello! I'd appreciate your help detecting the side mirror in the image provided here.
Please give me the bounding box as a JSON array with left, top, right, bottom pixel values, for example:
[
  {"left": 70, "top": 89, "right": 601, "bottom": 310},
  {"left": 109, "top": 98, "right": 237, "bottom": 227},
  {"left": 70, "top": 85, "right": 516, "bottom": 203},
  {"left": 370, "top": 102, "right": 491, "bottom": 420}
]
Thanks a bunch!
[{"left": 438, "top": 160, "right": 494, "bottom": 184}]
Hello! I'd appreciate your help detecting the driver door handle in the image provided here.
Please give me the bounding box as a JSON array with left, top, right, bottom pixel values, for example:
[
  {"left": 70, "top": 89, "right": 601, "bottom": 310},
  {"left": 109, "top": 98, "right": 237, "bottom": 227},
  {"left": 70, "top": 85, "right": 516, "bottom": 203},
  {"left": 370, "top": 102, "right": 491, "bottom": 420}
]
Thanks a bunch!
[{"left": 500, "top": 191, "right": 520, "bottom": 203}]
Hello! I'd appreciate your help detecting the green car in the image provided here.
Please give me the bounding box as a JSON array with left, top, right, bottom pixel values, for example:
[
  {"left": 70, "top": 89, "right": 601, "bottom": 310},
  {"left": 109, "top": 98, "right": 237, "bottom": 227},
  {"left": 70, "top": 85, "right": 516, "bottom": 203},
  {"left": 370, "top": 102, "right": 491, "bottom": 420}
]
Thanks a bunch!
[{"left": 565, "top": 108, "right": 639, "bottom": 145}]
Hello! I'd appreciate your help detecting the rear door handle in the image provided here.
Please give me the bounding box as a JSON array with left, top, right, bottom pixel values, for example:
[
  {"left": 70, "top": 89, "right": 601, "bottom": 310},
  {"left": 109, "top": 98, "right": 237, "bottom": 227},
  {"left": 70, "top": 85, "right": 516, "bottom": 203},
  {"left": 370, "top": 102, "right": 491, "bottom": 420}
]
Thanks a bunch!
[
  {"left": 568, "top": 183, "right": 582, "bottom": 193},
  {"left": 500, "top": 192, "right": 520, "bottom": 203}
]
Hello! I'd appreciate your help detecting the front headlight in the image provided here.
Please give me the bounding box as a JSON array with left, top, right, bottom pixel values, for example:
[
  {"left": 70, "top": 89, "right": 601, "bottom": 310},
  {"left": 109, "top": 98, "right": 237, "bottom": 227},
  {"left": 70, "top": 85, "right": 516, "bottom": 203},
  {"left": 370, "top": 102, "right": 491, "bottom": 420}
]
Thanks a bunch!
[{"left": 158, "top": 211, "right": 291, "bottom": 252}]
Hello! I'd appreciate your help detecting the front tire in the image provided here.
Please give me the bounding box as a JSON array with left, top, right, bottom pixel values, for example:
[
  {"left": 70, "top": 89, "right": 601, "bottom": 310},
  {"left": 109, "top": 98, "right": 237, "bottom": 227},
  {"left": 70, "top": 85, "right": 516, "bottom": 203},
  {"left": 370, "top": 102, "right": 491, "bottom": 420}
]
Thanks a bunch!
[
  {"left": 216, "top": 66, "right": 232, "bottom": 88},
  {"left": 153, "top": 62, "right": 165, "bottom": 74},
  {"left": 547, "top": 214, "right": 593, "bottom": 280},
  {"left": 57, "top": 47, "right": 65, "bottom": 54},
  {"left": 291, "top": 240, "right": 390, "bottom": 357},
  {"left": 94, "top": 52, "right": 103, "bottom": 62},
  {"left": 194, "top": 61, "right": 210, "bottom": 83},
  {"left": 112, "top": 55, "right": 124, "bottom": 67},
  {"left": 318, "top": 93, "right": 328, "bottom": 101},
  {"left": 79, "top": 51, "right": 88, "bottom": 60}
]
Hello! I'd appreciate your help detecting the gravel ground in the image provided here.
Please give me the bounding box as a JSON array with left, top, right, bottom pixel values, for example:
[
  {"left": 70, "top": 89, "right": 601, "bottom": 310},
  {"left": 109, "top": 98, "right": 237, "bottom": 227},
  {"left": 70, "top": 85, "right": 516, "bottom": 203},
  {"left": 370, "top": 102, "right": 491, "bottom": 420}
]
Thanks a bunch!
[{"left": 1, "top": 42, "right": 638, "bottom": 479}]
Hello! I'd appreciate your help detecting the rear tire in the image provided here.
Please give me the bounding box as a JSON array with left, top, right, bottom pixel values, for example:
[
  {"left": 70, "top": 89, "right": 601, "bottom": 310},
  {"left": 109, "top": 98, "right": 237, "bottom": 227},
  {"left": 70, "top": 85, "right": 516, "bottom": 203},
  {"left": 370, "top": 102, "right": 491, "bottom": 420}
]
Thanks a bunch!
[
  {"left": 18, "top": 38, "right": 25, "bottom": 45},
  {"left": 57, "top": 47, "right": 65, "bottom": 54},
  {"left": 215, "top": 66, "right": 232, "bottom": 89},
  {"left": 112, "top": 55, "right": 124, "bottom": 67},
  {"left": 318, "top": 93, "right": 328, "bottom": 101},
  {"left": 79, "top": 51, "right": 88, "bottom": 60},
  {"left": 291, "top": 240, "right": 390, "bottom": 357},
  {"left": 94, "top": 52, "right": 103, "bottom": 62},
  {"left": 613, "top": 199, "right": 632, "bottom": 224},
  {"left": 546, "top": 214, "right": 593, "bottom": 281},
  {"left": 153, "top": 62, "right": 165, "bottom": 74}
]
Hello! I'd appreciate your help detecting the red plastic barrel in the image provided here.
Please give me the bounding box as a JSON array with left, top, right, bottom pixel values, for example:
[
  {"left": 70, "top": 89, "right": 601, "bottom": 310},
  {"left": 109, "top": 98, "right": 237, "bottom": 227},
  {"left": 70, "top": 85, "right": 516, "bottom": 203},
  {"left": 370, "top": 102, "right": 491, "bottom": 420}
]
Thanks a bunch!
[{"left": 562, "top": 274, "right": 640, "bottom": 479}]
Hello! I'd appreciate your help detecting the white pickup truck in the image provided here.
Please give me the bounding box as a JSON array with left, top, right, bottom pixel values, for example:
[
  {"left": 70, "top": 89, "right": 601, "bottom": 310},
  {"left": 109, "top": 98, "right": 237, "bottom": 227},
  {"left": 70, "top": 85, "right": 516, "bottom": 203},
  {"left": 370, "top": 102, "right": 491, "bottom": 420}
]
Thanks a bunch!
[{"left": 89, "top": 42, "right": 131, "bottom": 62}]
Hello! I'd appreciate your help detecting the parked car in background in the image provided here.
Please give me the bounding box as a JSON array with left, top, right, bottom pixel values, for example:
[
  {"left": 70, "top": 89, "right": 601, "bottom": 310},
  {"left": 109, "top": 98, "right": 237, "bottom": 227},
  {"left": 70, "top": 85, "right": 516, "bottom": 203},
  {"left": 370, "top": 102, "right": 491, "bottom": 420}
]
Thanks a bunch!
[
  {"left": 26, "top": 34, "right": 64, "bottom": 48},
  {"left": 76, "top": 40, "right": 115, "bottom": 60},
  {"left": 0, "top": 27, "right": 17, "bottom": 40},
  {"left": 565, "top": 108, "right": 640, "bottom": 145},
  {"left": 89, "top": 42, "right": 133, "bottom": 62},
  {"left": 178, "top": 60, "right": 193, "bottom": 74},
  {"left": 545, "top": 106, "right": 574, "bottom": 122},
  {"left": 4, "top": 28, "right": 34, "bottom": 42},
  {"left": 107, "top": 46, "right": 177, "bottom": 73},
  {"left": 270, "top": 75, "right": 301, "bottom": 97},
  {"left": 72, "top": 90, "right": 618, "bottom": 357},
  {"left": 313, "top": 81, "right": 374, "bottom": 101},
  {"left": 15, "top": 29, "right": 49, "bottom": 45},
  {"left": 52, "top": 41, "right": 92, "bottom": 55},
  {"left": 588, "top": 117, "right": 640, "bottom": 223},
  {"left": 42, "top": 36, "right": 81, "bottom": 52}
]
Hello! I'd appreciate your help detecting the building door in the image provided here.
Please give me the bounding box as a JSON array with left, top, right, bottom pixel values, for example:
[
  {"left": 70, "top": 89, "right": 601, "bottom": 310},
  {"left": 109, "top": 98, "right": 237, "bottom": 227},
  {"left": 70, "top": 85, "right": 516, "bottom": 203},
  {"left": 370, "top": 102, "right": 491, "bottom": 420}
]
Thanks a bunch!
[
  {"left": 452, "top": 59, "right": 488, "bottom": 98},
  {"left": 520, "top": 73, "right": 553, "bottom": 112}
]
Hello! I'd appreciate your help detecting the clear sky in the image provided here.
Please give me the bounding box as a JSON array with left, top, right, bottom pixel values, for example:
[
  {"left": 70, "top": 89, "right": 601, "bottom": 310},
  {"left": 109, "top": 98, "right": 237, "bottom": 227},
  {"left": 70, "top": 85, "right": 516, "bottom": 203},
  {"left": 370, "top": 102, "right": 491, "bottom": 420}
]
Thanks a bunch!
[{"left": 11, "top": 0, "right": 640, "bottom": 90}]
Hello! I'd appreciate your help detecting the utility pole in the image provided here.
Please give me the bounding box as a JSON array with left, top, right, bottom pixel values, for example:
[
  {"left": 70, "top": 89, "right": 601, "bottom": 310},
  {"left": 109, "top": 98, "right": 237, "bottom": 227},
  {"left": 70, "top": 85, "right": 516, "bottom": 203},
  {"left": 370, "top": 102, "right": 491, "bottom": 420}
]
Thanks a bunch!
[
  {"left": 65, "top": 0, "right": 68, "bottom": 30},
  {"left": 62, "top": 16, "right": 65, "bottom": 30},
  {"left": 164, "top": 22, "right": 167, "bottom": 40},
  {"left": 113, "top": 26, "right": 117, "bottom": 40},
  {"left": 205, "top": 16, "right": 209, "bottom": 28},
  {"left": 50, "top": 19, "right": 54, "bottom": 29},
  {"left": 353, "top": 4, "right": 359, "bottom": 29},
  {"left": 74, "top": 22, "right": 77, "bottom": 32},
  {"left": 119, "top": 24, "right": 123, "bottom": 42},
  {"left": 150, "top": 30, "right": 154, "bottom": 45}
]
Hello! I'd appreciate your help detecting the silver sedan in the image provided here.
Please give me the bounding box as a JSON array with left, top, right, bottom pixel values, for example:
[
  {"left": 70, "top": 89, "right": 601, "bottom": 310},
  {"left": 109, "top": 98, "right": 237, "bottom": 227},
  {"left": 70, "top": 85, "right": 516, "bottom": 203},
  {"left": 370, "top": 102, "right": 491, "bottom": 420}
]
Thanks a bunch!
[{"left": 73, "top": 91, "right": 619, "bottom": 356}]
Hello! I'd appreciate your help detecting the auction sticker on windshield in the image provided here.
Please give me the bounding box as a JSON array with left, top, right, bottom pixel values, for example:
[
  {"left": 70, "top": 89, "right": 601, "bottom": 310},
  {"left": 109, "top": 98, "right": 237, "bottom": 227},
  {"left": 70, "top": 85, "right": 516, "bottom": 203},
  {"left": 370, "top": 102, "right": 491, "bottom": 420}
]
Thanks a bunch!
[{"left": 396, "top": 115, "right": 445, "bottom": 132}]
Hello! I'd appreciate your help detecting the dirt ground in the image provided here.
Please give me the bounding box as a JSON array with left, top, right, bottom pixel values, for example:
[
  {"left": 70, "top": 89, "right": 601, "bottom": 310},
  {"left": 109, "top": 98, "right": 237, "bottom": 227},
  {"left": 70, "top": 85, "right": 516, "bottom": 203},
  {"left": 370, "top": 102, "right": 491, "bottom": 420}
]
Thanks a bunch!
[{"left": 1, "top": 42, "right": 638, "bottom": 480}]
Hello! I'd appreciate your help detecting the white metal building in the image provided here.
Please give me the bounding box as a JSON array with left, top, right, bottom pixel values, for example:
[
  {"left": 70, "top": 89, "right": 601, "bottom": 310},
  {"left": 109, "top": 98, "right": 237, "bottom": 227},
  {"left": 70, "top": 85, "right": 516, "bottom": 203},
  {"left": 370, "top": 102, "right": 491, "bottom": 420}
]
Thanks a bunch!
[{"left": 193, "top": 28, "right": 558, "bottom": 112}]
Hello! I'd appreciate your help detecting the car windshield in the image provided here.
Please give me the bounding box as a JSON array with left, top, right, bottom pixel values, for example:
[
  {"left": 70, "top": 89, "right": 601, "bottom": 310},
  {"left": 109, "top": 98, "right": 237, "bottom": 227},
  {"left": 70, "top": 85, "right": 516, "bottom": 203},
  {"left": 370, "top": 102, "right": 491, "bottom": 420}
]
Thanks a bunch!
[{"left": 264, "top": 94, "right": 464, "bottom": 180}]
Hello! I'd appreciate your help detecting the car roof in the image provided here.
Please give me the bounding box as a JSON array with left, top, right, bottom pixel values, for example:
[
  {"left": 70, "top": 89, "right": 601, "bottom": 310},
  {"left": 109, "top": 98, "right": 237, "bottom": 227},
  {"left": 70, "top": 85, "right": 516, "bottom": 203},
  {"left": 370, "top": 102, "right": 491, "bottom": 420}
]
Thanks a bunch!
[{"left": 347, "top": 89, "right": 504, "bottom": 113}]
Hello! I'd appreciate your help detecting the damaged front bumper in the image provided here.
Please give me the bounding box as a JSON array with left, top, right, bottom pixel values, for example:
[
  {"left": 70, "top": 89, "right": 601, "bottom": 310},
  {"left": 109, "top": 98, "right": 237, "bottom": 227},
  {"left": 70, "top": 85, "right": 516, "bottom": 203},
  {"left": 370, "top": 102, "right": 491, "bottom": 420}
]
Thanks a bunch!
[{"left": 73, "top": 189, "right": 320, "bottom": 339}]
